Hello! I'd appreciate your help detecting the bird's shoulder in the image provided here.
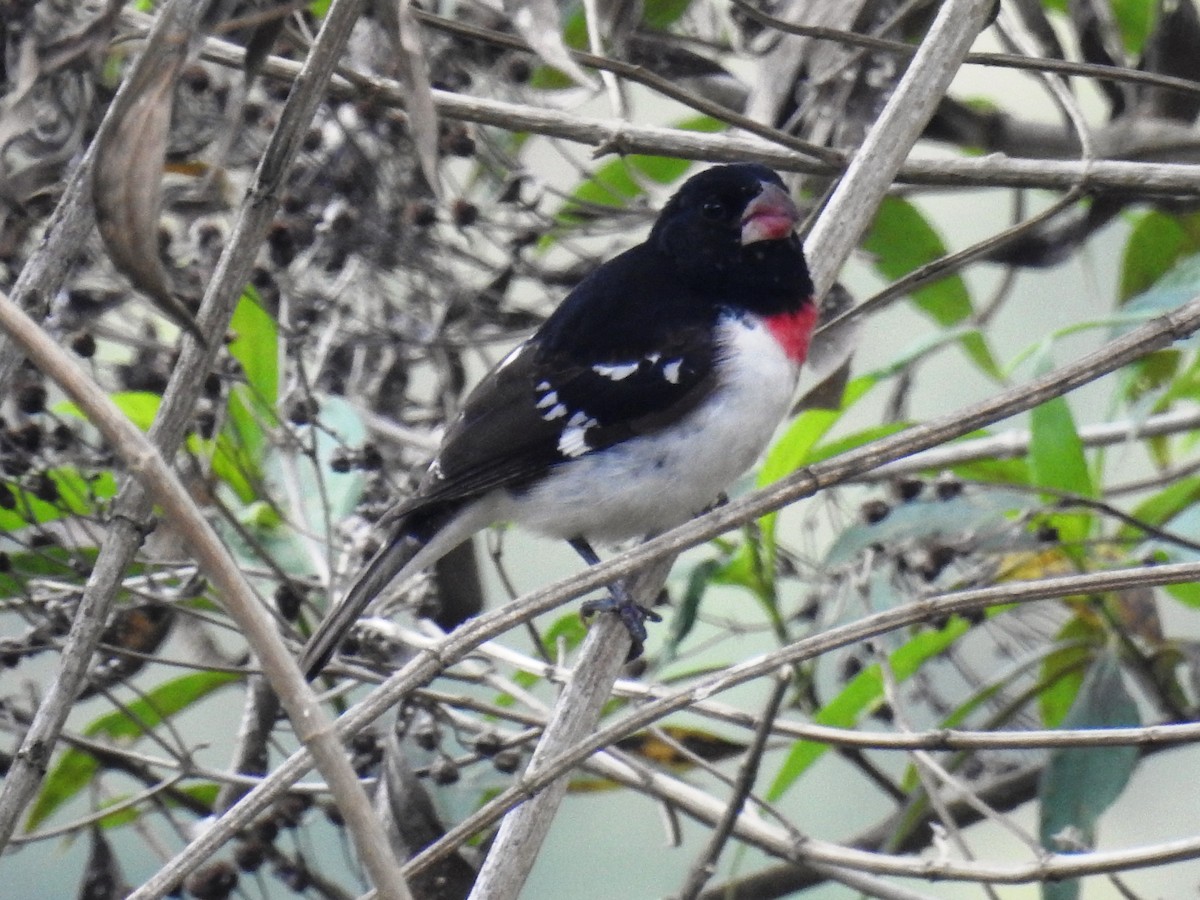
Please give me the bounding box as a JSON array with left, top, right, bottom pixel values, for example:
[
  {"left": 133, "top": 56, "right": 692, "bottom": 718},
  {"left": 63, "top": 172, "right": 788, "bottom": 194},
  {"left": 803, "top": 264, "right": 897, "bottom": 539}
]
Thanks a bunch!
[{"left": 414, "top": 244, "right": 724, "bottom": 506}]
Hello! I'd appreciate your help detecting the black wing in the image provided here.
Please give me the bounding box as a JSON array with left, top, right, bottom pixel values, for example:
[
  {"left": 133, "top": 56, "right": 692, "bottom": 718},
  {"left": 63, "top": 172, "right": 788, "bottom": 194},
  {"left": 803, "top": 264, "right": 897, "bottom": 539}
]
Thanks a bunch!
[{"left": 409, "top": 242, "right": 721, "bottom": 510}]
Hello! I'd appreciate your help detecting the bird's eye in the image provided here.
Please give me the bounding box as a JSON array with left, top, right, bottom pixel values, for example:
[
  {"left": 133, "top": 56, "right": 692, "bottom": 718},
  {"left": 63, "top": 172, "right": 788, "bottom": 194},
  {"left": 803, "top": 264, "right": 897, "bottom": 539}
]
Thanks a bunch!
[{"left": 701, "top": 199, "right": 725, "bottom": 220}]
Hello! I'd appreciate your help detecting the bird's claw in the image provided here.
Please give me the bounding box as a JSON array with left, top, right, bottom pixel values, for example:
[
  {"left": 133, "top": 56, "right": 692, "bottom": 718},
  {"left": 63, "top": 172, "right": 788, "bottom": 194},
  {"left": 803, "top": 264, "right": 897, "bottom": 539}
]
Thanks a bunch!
[{"left": 581, "top": 589, "right": 662, "bottom": 660}]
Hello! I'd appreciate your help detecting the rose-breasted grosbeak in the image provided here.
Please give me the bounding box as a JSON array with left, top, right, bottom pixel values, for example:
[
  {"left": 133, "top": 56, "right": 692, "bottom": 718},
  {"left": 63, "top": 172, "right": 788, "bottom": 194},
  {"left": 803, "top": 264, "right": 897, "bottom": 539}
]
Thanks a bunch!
[{"left": 301, "top": 163, "right": 816, "bottom": 677}]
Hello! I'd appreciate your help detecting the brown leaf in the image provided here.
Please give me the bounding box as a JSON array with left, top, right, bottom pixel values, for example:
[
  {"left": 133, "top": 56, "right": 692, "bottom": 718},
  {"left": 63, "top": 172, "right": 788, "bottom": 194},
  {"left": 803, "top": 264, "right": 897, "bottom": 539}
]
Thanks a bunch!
[
  {"left": 92, "top": 39, "right": 205, "bottom": 342},
  {"left": 377, "top": 0, "right": 442, "bottom": 198}
]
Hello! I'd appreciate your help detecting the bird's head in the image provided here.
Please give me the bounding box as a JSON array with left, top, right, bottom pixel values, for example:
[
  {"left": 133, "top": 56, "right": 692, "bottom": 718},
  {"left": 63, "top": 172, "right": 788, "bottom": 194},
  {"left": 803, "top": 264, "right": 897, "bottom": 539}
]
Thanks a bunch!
[{"left": 650, "top": 164, "right": 812, "bottom": 304}]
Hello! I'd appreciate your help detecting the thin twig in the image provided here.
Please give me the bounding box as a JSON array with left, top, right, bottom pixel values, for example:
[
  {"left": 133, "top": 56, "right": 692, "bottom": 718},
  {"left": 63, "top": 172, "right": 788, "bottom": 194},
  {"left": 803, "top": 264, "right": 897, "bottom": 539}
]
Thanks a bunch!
[{"left": 675, "top": 670, "right": 789, "bottom": 900}]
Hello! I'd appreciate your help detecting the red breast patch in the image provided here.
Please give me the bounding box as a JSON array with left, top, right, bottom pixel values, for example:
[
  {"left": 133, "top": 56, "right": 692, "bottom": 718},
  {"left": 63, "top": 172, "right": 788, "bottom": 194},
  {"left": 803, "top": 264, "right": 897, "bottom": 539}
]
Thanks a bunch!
[{"left": 764, "top": 300, "right": 818, "bottom": 364}]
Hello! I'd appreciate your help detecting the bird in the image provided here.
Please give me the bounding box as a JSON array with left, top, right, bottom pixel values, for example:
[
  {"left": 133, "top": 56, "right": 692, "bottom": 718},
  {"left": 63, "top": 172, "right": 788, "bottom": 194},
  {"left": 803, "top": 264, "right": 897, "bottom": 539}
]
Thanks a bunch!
[{"left": 301, "top": 163, "right": 816, "bottom": 678}]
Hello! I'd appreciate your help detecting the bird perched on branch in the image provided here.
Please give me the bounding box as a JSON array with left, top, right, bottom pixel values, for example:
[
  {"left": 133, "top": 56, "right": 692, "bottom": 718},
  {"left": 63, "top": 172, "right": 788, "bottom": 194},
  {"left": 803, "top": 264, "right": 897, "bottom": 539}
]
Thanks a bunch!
[{"left": 301, "top": 163, "right": 816, "bottom": 678}]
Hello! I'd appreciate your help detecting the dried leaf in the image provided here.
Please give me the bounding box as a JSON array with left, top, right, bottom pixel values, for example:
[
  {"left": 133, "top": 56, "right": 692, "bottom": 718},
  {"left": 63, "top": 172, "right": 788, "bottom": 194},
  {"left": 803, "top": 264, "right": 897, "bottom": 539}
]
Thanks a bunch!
[
  {"left": 92, "top": 38, "right": 205, "bottom": 342},
  {"left": 377, "top": 0, "right": 442, "bottom": 197}
]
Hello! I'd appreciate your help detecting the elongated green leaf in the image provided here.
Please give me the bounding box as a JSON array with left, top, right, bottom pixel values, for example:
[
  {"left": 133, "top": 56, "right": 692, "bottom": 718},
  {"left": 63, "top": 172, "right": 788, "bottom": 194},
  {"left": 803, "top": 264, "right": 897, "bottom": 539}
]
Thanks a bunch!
[
  {"left": 0, "top": 548, "right": 101, "bottom": 598},
  {"left": 0, "top": 469, "right": 118, "bottom": 532},
  {"left": 56, "top": 391, "right": 162, "bottom": 432},
  {"left": 1039, "top": 652, "right": 1139, "bottom": 900},
  {"left": 862, "top": 196, "right": 1000, "bottom": 377},
  {"left": 663, "top": 558, "right": 721, "bottom": 659},
  {"left": 1038, "top": 616, "right": 1103, "bottom": 728},
  {"left": 229, "top": 287, "right": 279, "bottom": 411},
  {"left": 1029, "top": 348, "right": 1093, "bottom": 545},
  {"left": 27, "top": 671, "right": 238, "bottom": 829},
  {"left": 767, "top": 619, "right": 969, "bottom": 800}
]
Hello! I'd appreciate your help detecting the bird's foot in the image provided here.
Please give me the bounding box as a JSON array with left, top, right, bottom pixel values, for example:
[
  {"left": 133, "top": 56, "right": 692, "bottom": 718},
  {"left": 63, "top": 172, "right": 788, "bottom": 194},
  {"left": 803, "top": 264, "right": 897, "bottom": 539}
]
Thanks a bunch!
[{"left": 581, "top": 586, "right": 662, "bottom": 660}]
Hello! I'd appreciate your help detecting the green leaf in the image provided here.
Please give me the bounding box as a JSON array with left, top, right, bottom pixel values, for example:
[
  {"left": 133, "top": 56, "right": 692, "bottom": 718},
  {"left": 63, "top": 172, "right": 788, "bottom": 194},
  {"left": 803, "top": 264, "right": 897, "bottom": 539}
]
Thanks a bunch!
[
  {"left": 1111, "top": 0, "right": 1160, "bottom": 53},
  {"left": 1119, "top": 211, "right": 1200, "bottom": 301},
  {"left": 862, "top": 196, "right": 1000, "bottom": 377},
  {"left": 229, "top": 287, "right": 279, "bottom": 410},
  {"left": 757, "top": 376, "right": 878, "bottom": 560},
  {"left": 1120, "top": 252, "right": 1200, "bottom": 328},
  {"left": 237, "top": 395, "right": 367, "bottom": 576},
  {"left": 0, "top": 468, "right": 118, "bottom": 532},
  {"left": 643, "top": 0, "right": 694, "bottom": 28},
  {"left": 28, "top": 671, "right": 238, "bottom": 829},
  {"left": 0, "top": 548, "right": 100, "bottom": 599},
  {"left": 1039, "top": 616, "right": 1102, "bottom": 728},
  {"left": 1039, "top": 651, "right": 1139, "bottom": 900},
  {"left": 664, "top": 558, "right": 721, "bottom": 659},
  {"left": 767, "top": 619, "right": 969, "bottom": 800},
  {"left": 56, "top": 391, "right": 162, "bottom": 432},
  {"left": 1029, "top": 350, "right": 1093, "bottom": 544}
]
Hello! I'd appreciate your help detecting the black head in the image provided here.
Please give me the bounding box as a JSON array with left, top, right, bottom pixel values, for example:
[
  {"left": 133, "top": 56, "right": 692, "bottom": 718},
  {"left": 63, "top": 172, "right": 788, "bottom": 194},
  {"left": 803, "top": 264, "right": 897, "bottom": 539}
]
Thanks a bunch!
[{"left": 649, "top": 164, "right": 812, "bottom": 308}]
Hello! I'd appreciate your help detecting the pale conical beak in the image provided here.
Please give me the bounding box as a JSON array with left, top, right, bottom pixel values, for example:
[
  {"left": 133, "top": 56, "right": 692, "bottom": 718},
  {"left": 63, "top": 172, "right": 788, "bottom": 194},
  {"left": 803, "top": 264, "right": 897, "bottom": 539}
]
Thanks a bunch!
[{"left": 740, "top": 182, "right": 800, "bottom": 245}]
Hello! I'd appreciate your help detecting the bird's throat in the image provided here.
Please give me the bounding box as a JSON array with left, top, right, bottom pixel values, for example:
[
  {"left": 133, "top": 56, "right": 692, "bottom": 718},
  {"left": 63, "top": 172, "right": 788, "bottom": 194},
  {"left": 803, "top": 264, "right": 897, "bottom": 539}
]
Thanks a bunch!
[{"left": 764, "top": 301, "right": 818, "bottom": 365}]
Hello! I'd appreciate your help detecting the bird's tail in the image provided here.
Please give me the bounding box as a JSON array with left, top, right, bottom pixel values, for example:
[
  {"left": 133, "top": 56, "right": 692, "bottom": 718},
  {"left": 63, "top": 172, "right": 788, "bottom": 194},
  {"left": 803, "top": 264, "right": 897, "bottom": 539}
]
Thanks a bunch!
[
  {"left": 300, "top": 530, "right": 428, "bottom": 679},
  {"left": 300, "top": 499, "right": 493, "bottom": 679}
]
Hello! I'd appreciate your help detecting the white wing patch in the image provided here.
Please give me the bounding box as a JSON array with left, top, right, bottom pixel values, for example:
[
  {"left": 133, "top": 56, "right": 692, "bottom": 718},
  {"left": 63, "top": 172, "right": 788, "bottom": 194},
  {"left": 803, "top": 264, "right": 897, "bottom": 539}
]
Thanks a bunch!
[
  {"left": 536, "top": 390, "right": 559, "bottom": 410},
  {"left": 557, "top": 422, "right": 595, "bottom": 458},
  {"left": 543, "top": 403, "right": 568, "bottom": 421},
  {"left": 592, "top": 361, "right": 640, "bottom": 381}
]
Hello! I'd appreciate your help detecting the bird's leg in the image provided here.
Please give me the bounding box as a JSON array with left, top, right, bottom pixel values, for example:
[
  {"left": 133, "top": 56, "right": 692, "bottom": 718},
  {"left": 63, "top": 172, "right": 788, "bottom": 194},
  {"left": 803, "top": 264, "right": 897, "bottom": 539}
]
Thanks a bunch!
[{"left": 569, "top": 537, "right": 662, "bottom": 659}]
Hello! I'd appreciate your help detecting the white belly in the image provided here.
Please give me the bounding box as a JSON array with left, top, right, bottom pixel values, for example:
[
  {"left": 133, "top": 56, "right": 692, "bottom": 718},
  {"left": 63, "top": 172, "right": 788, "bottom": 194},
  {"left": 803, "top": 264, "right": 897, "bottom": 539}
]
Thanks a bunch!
[{"left": 503, "top": 313, "right": 800, "bottom": 542}]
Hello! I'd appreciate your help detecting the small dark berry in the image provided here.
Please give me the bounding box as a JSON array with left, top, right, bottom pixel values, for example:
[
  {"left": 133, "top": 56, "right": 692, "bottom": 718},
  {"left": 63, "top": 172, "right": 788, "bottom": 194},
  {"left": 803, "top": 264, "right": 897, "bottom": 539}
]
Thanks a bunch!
[
  {"left": 274, "top": 861, "right": 309, "bottom": 892},
  {"left": 251, "top": 818, "right": 278, "bottom": 845},
  {"left": 0, "top": 551, "right": 9, "bottom": 571},
  {"left": 286, "top": 397, "right": 312, "bottom": 426},
  {"left": 412, "top": 718, "right": 440, "bottom": 751},
  {"left": 1036, "top": 523, "right": 1060, "bottom": 543},
  {"left": 440, "top": 124, "right": 476, "bottom": 157},
  {"left": 359, "top": 443, "right": 383, "bottom": 470},
  {"left": 860, "top": 499, "right": 891, "bottom": 525},
  {"left": 203, "top": 373, "right": 222, "bottom": 399},
  {"left": 934, "top": 474, "right": 963, "bottom": 500},
  {"left": 451, "top": 199, "right": 479, "bottom": 227},
  {"left": 322, "top": 800, "right": 344, "bottom": 826},
  {"left": 16, "top": 384, "right": 46, "bottom": 415},
  {"left": 274, "top": 583, "right": 303, "bottom": 621},
  {"left": 50, "top": 424, "right": 74, "bottom": 452},
  {"left": 184, "top": 862, "right": 238, "bottom": 900},
  {"left": 233, "top": 840, "right": 266, "bottom": 873},
  {"left": 893, "top": 478, "right": 924, "bottom": 502},
  {"left": 406, "top": 201, "right": 437, "bottom": 227},
  {"left": 329, "top": 449, "right": 352, "bottom": 473},
  {"left": 69, "top": 331, "right": 97, "bottom": 358},
  {"left": 194, "top": 410, "right": 216, "bottom": 440},
  {"left": 429, "top": 755, "right": 459, "bottom": 785},
  {"left": 473, "top": 731, "right": 502, "bottom": 757},
  {"left": 272, "top": 793, "right": 311, "bottom": 829},
  {"left": 505, "top": 57, "right": 532, "bottom": 83},
  {"left": 493, "top": 748, "right": 522, "bottom": 774},
  {"left": 31, "top": 473, "right": 57, "bottom": 502}
]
